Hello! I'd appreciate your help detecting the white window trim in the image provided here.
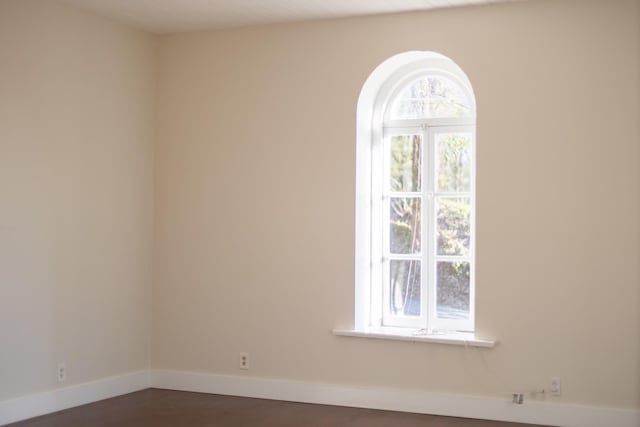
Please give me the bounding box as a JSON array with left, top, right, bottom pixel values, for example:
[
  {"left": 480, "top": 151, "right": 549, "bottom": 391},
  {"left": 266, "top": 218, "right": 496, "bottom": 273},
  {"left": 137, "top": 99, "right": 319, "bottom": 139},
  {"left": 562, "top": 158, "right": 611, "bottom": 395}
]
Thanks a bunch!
[
  {"left": 349, "top": 51, "right": 494, "bottom": 346},
  {"left": 333, "top": 326, "right": 495, "bottom": 348}
]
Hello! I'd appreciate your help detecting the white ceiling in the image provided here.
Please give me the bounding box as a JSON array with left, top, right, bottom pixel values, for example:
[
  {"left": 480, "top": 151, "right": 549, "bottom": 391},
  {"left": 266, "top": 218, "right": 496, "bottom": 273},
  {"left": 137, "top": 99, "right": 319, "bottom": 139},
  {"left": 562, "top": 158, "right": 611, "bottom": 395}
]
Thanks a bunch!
[{"left": 62, "top": 0, "right": 522, "bottom": 34}]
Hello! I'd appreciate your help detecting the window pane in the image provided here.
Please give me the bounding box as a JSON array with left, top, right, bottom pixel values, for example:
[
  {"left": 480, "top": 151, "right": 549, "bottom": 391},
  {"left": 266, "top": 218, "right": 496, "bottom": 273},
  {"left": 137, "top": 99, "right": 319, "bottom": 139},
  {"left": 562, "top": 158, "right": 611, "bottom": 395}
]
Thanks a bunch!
[
  {"left": 436, "top": 132, "right": 471, "bottom": 192},
  {"left": 390, "top": 197, "right": 421, "bottom": 254},
  {"left": 390, "top": 75, "right": 471, "bottom": 120},
  {"left": 390, "top": 260, "right": 421, "bottom": 317},
  {"left": 390, "top": 135, "right": 421, "bottom": 192},
  {"left": 437, "top": 261, "right": 469, "bottom": 320},
  {"left": 436, "top": 197, "right": 470, "bottom": 256}
]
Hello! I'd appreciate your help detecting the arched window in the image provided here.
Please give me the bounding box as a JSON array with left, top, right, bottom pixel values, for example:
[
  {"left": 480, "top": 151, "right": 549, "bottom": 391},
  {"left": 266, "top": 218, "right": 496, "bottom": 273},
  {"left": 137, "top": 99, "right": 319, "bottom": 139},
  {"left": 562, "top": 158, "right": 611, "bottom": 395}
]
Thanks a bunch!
[{"left": 355, "top": 51, "right": 476, "bottom": 333}]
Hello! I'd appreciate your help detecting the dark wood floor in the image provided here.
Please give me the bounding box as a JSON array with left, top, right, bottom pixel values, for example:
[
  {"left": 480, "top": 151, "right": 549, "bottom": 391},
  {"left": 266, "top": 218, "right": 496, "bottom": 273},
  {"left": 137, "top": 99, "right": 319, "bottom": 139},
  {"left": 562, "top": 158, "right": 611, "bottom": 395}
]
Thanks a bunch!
[{"left": 8, "top": 388, "right": 549, "bottom": 427}]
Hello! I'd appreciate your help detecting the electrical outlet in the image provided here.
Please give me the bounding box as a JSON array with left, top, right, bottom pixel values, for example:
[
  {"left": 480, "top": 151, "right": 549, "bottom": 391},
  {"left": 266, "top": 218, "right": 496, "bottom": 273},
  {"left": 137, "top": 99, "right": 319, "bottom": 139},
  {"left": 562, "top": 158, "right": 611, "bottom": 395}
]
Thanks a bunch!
[
  {"left": 57, "top": 363, "right": 66, "bottom": 383},
  {"left": 239, "top": 352, "right": 249, "bottom": 370},
  {"left": 550, "top": 377, "right": 561, "bottom": 397}
]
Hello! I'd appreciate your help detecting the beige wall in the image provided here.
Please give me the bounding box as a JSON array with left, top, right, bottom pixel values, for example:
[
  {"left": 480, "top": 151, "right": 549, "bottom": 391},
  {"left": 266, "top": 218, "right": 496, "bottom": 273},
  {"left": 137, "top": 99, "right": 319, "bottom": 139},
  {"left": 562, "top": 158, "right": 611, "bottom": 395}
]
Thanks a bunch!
[
  {"left": 0, "top": 0, "right": 155, "bottom": 400},
  {"left": 153, "top": 0, "right": 640, "bottom": 409}
]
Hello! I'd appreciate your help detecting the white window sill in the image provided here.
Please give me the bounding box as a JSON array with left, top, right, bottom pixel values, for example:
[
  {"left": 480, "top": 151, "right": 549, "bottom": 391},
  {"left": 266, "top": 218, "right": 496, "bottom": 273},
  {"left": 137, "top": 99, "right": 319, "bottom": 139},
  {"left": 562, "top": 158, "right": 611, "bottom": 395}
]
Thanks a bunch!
[{"left": 332, "top": 327, "right": 496, "bottom": 348}]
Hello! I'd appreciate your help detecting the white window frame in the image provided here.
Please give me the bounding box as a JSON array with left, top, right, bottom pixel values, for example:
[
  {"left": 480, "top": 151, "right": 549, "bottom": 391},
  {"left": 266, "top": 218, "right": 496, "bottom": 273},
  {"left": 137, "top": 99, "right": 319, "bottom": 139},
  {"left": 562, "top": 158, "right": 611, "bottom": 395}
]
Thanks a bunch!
[{"left": 355, "top": 51, "right": 476, "bottom": 333}]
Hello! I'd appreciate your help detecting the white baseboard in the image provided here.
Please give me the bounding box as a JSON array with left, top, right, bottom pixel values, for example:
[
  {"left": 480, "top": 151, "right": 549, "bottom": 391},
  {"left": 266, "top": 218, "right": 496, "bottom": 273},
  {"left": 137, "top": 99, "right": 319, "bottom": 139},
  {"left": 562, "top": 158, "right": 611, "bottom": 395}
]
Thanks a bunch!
[
  {"left": 0, "top": 370, "right": 150, "bottom": 426},
  {"left": 2, "top": 369, "right": 638, "bottom": 427},
  {"left": 151, "top": 369, "right": 640, "bottom": 427}
]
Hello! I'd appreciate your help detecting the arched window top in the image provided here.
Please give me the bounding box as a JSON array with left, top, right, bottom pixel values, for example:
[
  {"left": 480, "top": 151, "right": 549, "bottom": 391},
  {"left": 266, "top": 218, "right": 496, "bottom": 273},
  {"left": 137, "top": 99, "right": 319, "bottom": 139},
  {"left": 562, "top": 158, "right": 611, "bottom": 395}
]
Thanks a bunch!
[
  {"left": 358, "top": 51, "right": 475, "bottom": 139},
  {"left": 388, "top": 74, "right": 473, "bottom": 120}
]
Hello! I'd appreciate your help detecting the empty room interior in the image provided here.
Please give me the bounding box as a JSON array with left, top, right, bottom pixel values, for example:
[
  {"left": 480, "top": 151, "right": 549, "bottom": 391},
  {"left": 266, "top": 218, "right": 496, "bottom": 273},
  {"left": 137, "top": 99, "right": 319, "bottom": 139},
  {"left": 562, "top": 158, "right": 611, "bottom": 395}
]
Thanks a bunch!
[{"left": 1, "top": 0, "right": 639, "bottom": 426}]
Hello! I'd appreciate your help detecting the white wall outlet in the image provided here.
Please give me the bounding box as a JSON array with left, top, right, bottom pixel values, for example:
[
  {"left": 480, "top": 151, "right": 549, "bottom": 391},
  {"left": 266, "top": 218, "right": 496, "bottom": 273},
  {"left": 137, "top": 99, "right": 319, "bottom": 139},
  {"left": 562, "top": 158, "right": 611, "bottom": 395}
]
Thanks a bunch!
[
  {"left": 550, "top": 377, "right": 561, "bottom": 397},
  {"left": 57, "top": 363, "right": 66, "bottom": 383},
  {"left": 239, "top": 352, "right": 249, "bottom": 370}
]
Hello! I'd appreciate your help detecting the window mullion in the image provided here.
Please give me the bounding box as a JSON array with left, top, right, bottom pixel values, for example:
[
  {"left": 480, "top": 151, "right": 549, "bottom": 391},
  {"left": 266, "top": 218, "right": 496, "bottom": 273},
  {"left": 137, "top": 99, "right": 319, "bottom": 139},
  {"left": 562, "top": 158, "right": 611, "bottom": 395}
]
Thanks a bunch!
[
  {"left": 434, "top": 255, "right": 472, "bottom": 262},
  {"left": 434, "top": 192, "right": 471, "bottom": 198},
  {"left": 424, "top": 123, "right": 435, "bottom": 330}
]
